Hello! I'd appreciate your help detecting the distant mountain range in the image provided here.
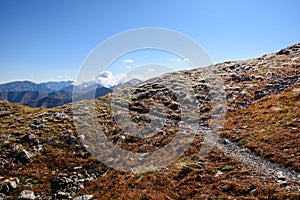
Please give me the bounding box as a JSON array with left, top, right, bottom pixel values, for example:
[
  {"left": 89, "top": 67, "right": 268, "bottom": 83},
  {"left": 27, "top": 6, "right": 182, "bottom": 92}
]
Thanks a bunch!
[
  {"left": 0, "top": 80, "right": 75, "bottom": 93},
  {"left": 0, "top": 79, "right": 141, "bottom": 108},
  {"left": 0, "top": 80, "right": 56, "bottom": 93}
]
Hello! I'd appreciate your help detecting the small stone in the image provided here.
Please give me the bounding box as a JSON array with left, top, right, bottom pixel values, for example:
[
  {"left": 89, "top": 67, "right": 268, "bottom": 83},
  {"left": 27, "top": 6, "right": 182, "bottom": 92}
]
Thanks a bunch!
[
  {"left": 78, "top": 184, "right": 84, "bottom": 190},
  {"left": 7, "top": 180, "right": 17, "bottom": 190},
  {"left": 277, "top": 49, "right": 290, "bottom": 55},
  {"left": 27, "top": 134, "right": 36, "bottom": 141},
  {"left": 0, "top": 110, "right": 11, "bottom": 117},
  {"left": 222, "top": 139, "right": 230, "bottom": 144},
  {"left": 215, "top": 171, "right": 224, "bottom": 177},
  {"left": 69, "top": 136, "right": 76, "bottom": 144},
  {"left": 0, "top": 193, "right": 8, "bottom": 200},
  {"left": 73, "top": 194, "right": 94, "bottom": 200},
  {"left": 250, "top": 188, "right": 258, "bottom": 196},
  {"left": 120, "top": 135, "right": 125, "bottom": 140},
  {"left": 12, "top": 177, "right": 19, "bottom": 185},
  {"left": 29, "top": 124, "right": 39, "bottom": 130},
  {"left": 32, "top": 119, "right": 41, "bottom": 125},
  {"left": 18, "top": 190, "right": 35, "bottom": 200},
  {"left": 276, "top": 171, "right": 286, "bottom": 180},
  {"left": 56, "top": 191, "right": 71, "bottom": 199},
  {"left": 18, "top": 149, "right": 33, "bottom": 161},
  {"left": 0, "top": 184, "right": 10, "bottom": 195},
  {"left": 277, "top": 180, "right": 287, "bottom": 186},
  {"left": 78, "top": 135, "right": 85, "bottom": 141},
  {"left": 33, "top": 139, "right": 39, "bottom": 145},
  {"left": 74, "top": 166, "right": 82, "bottom": 171},
  {"left": 0, "top": 177, "right": 19, "bottom": 194}
]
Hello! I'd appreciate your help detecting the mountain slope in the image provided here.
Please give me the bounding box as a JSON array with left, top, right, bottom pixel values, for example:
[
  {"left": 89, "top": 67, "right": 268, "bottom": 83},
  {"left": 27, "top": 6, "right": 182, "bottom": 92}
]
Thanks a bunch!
[
  {"left": 0, "top": 91, "right": 47, "bottom": 104},
  {"left": 0, "top": 43, "right": 299, "bottom": 199}
]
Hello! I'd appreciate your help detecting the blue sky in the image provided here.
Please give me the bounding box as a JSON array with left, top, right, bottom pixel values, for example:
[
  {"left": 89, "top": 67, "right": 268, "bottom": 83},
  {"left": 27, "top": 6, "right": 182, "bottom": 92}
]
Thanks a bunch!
[{"left": 0, "top": 0, "right": 299, "bottom": 83}]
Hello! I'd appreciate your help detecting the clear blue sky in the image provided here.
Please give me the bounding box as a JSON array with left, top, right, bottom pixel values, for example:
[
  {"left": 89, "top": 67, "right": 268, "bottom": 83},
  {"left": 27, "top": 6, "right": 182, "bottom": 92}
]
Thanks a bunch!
[{"left": 0, "top": 0, "right": 299, "bottom": 83}]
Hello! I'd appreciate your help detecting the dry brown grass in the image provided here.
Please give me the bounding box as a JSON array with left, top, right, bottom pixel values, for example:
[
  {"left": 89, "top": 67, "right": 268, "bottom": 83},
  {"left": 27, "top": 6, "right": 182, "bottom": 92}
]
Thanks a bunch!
[{"left": 223, "top": 83, "right": 300, "bottom": 171}]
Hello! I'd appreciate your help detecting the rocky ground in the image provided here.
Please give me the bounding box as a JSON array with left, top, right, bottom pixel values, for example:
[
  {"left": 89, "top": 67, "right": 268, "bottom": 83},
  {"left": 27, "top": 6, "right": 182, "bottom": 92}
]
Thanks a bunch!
[{"left": 0, "top": 44, "right": 300, "bottom": 199}]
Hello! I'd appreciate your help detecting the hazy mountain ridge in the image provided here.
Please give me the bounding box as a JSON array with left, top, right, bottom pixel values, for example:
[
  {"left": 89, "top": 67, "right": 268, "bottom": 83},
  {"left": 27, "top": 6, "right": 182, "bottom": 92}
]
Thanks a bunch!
[
  {"left": 0, "top": 79, "right": 141, "bottom": 108},
  {"left": 0, "top": 81, "right": 54, "bottom": 93},
  {"left": 0, "top": 80, "right": 74, "bottom": 93},
  {"left": 40, "top": 81, "right": 74, "bottom": 91}
]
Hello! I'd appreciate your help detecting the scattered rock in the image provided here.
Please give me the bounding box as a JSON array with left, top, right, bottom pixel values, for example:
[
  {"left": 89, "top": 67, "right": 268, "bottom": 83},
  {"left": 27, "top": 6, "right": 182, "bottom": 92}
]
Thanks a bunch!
[
  {"left": 18, "top": 190, "right": 35, "bottom": 200},
  {"left": 51, "top": 172, "right": 100, "bottom": 197},
  {"left": 69, "top": 136, "right": 76, "bottom": 145},
  {"left": 222, "top": 139, "right": 230, "bottom": 144},
  {"left": 55, "top": 191, "right": 71, "bottom": 199},
  {"left": 0, "top": 178, "right": 19, "bottom": 195},
  {"left": 0, "top": 193, "right": 8, "bottom": 200},
  {"left": 73, "top": 166, "right": 82, "bottom": 171},
  {"left": 73, "top": 195, "right": 93, "bottom": 200},
  {"left": 276, "top": 171, "right": 286, "bottom": 180},
  {"left": 78, "top": 135, "right": 85, "bottom": 141},
  {"left": 0, "top": 184, "right": 10, "bottom": 195},
  {"left": 215, "top": 171, "right": 224, "bottom": 177},
  {"left": 250, "top": 188, "right": 258, "bottom": 196},
  {"left": 32, "top": 119, "right": 41, "bottom": 126},
  {"left": 18, "top": 149, "right": 33, "bottom": 162},
  {"left": 120, "top": 135, "right": 125, "bottom": 140},
  {"left": 0, "top": 43, "right": 300, "bottom": 199},
  {"left": 0, "top": 110, "right": 11, "bottom": 117},
  {"left": 277, "top": 49, "right": 290, "bottom": 55},
  {"left": 277, "top": 180, "right": 287, "bottom": 186}
]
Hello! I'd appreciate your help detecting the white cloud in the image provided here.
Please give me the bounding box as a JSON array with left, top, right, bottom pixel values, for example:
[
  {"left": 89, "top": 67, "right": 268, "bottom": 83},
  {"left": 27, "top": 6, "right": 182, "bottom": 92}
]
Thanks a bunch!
[
  {"left": 183, "top": 58, "right": 190, "bottom": 62},
  {"left": 57, "top": 75, "right": 70, "bottom": 80},
  {"left": 176, "top": 57, "right": 190, "bottom": 62},
  {"left": 147, "top": 68, "right": 156, "bottom": 73},
  {"left": 123, "top": 59, "right": 134, "bottom": 63},
  {"left": 125, "top": 65, "right": 132, "bottom": 69},
  {"left": 95, "top": 71, "right": 125, "bottom": 87}
]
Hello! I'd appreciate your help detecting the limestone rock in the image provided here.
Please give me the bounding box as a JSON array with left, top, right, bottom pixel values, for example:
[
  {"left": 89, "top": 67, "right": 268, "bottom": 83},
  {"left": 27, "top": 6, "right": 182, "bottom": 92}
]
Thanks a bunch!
[{"left": 18, "top": 190, "right": 35, "bottom": 200}]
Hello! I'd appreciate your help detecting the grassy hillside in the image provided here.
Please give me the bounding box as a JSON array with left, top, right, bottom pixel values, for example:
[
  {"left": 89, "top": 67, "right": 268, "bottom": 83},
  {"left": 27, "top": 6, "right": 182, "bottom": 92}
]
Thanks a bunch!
[{"left": 0, "top": 44, "right": 299, "bottom": 199}]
